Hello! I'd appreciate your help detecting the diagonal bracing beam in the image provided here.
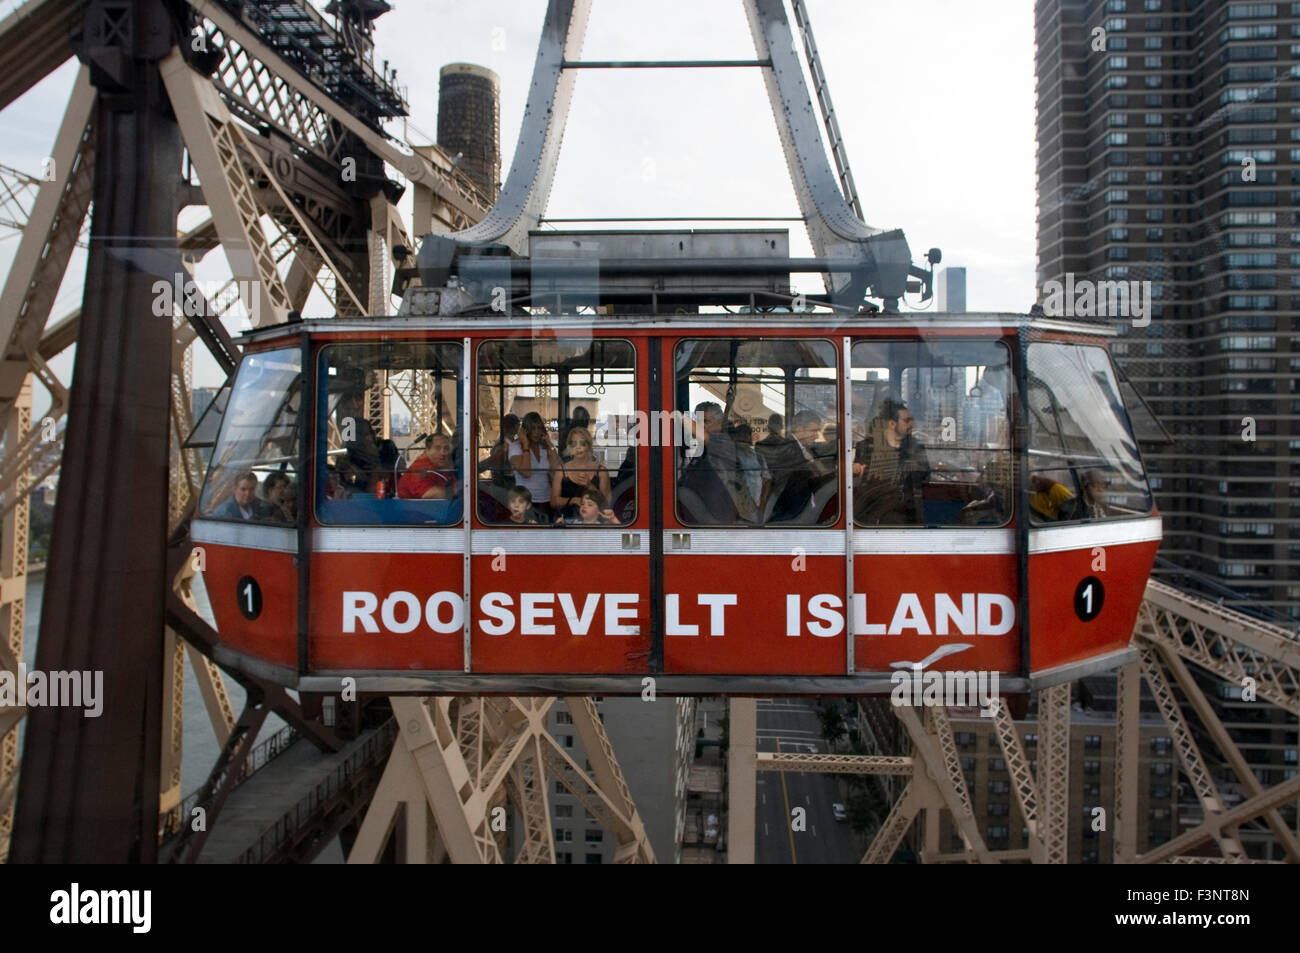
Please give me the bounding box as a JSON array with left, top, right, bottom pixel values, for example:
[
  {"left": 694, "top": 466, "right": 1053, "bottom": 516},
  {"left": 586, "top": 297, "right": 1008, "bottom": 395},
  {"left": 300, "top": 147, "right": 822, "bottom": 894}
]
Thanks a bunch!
[
  {"left": 1149, "top": 641, "right": 1300, "bottom": 862},
  {"left": 160, "top": 51, "right": 293, "bottom": 328},
  {"left": 0, "top": 65, "right": 94, "bottom": 420},
  {"left": 1138, "top": 645, "right": 1246, "bottom": 860},
  {"left": 1036, "top": 683, "right": 1071, "bottom": 864}
]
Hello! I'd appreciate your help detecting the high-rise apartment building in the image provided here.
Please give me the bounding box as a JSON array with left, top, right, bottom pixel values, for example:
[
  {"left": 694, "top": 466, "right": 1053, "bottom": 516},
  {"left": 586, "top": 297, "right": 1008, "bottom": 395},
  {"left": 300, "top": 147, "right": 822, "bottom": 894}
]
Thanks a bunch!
[
  {"left": 546, "top": 697, "right": 696, "bottom": 863},
  {"left": 1034, "top": 0, "right": 1300, "bottom": 621}
]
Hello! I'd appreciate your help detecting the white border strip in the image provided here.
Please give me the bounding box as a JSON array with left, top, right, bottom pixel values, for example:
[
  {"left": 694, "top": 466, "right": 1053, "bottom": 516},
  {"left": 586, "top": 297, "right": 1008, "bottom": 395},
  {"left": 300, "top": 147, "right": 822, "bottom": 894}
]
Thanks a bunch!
[
  {"left": 311, "top": 526, "right": 646, "bottom": 554},
  {"left": 473, "top": 529, "right": 647, "bottom": 554},
  {"left": 191, "top": 518, "right": 298, "bottom": 554},
  {"left": 313, "top": 527, "right": 464, "bottom": 552},
  {"left": 854, "top": 528, "right": 1015, "bottom": 555},
  {"left": 665, "top": 529, "right": 845, "bottom": 555},
  {"left": 1028, "top": 517, "right": 1162, "bottom": 555}
]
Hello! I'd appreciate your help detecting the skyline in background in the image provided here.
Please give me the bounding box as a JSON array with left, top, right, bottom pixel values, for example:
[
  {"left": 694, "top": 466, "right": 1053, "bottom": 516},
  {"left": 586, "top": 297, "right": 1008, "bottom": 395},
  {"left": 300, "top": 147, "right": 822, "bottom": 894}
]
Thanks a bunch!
[{"left": 0, "top": 0, "right": 1036, "bottom": 405}]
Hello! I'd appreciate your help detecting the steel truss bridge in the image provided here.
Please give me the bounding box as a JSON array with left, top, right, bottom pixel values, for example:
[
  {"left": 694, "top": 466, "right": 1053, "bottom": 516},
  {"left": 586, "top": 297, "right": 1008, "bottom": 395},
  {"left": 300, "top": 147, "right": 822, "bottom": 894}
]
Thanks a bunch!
[{"left": 0, "top": 0, "right": 1296, "bottom": 863}]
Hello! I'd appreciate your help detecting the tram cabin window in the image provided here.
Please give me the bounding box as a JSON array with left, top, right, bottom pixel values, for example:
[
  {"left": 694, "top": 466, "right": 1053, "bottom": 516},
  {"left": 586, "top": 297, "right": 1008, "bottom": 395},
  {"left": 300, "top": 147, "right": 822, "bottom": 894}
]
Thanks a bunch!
[
  {"left": 674, "top": 338, "right": 839, "bottom": 527},
  {"left": 851, "top": 339, "right": 1014, "bottom": 527},
  {"left": 198, "top": 348, "right": 302, "bottom": 525},
  {"left": 1025, "top": 342, "right": 1153, "bottom": 524},
  {"left": 476, "top": 338, "right": 636, "bottom": 526},
  {"left": 316, "top": 342, "right": 463, "bottom": 525}
]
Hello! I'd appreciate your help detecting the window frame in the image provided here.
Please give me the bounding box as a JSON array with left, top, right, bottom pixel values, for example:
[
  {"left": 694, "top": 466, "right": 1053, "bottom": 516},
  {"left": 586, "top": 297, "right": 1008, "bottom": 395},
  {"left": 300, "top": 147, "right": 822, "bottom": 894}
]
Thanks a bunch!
[
  {"left": 197, "top": 345, "right": 305, "bottom": 525},
  {"left": 1024, "top": 341, "right": 1156, "bottom": 526},
  {"left": 474, "top": 335, "right": 639, "bottom": 528},
  {"left": 312, "top": 339, "right": 466, "bottom": 527},
  {"left": 672, "top": 335, "right": 842, "bottom": 529},
  {"left": 850, "top": 336, "right": 1015, "bottom": 530}
]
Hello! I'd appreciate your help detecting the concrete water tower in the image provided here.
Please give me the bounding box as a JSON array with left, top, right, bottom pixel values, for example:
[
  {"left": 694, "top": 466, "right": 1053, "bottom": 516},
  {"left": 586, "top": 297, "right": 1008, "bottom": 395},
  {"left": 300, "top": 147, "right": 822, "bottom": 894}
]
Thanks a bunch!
[{"left": 437, "top": 63, "right": 501, "bottom": 202}]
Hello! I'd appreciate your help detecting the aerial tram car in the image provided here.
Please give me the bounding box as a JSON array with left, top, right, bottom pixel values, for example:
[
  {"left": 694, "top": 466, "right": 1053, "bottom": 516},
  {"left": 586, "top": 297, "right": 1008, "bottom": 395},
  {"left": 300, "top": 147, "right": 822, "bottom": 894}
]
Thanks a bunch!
[
  {"left": 185, "top": 0, "right": 1160, "bottom": 697},
  {"left": 186, "top": 230, "right": 1162, "bottom": 697}
]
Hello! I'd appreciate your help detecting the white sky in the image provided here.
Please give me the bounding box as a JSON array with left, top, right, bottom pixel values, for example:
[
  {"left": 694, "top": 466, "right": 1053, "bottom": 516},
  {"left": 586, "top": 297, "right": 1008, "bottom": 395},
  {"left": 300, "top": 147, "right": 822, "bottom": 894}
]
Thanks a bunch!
[{"left": 0, "top": 0, "right": 1036, "bottom": 408}]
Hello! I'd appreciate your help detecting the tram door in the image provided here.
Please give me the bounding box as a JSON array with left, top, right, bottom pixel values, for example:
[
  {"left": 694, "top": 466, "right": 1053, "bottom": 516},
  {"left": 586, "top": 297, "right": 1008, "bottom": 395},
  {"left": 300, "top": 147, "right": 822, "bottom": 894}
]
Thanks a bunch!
[
  {"left": 309, "top": 341, "right": 468, "bottom": 673},
  {"left": 848, "top": 337, "right": 1021, "bottom": 676},
  {"left": 468, "top": 336, "right": 653, "bottom": 674},
  {"left": 662, "top": 336, "right": 847, "bottom": 676}
]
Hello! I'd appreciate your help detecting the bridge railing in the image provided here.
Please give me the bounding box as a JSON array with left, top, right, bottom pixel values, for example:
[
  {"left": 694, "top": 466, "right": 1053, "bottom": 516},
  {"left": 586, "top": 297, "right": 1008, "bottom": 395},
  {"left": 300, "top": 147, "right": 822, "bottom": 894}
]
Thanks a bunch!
[
  {"left": 177, "top": 723, "right": 300, "bottom": 825},
  {"left": 237, "top": 719, "right": 398, "bottom": 864}
]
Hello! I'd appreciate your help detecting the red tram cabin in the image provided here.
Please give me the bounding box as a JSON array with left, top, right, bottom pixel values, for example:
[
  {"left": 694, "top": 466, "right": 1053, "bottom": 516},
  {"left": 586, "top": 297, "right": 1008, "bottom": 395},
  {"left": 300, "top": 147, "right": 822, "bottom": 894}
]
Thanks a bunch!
[{"left": 188, "top": 314, "right": 1160, "bottom": 695}]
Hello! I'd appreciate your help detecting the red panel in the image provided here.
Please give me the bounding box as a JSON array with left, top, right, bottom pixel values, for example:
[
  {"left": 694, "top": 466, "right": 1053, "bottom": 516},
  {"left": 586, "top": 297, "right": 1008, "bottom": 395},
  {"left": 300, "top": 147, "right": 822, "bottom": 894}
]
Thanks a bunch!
[
  {"left": 1029, "top": 539, "right": 1159, "bottom": 673},
  {"left": 309, "top": 553, "right": 464, "bottom": 671},
  {"left": 663, "top": 556, "right": 845, "bottom": 675},
  {"left": 853, "top": 554, "right": 1020, "bottom": 673},
  {"left": 201, "top": 543, "right": 297, "bottom": 669},
  {"left": 470, "top": 555, "right": 650, "bottom": 674}
]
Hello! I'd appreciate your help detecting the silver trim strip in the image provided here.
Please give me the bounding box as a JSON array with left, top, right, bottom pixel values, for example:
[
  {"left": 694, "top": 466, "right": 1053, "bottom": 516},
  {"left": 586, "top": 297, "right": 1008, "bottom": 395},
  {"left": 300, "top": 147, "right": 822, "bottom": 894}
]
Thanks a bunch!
[
  {"left": 313, "top": 527, "right": 463, "bottom": 552},
  {"left": 665, "top": 529, "right": 844, "bottom": 555},
  {"left": 472, "top": 529, "right": 648, "bottom": 554},
  {"left": 854, "top": 529, "right": 1015, "bottom": 555},
  {"left": 192, "top": 518, "right": 298, "bottom": 554},
  {"left": 1028, "top": 517, "right": 1162, "bottom": 555}
]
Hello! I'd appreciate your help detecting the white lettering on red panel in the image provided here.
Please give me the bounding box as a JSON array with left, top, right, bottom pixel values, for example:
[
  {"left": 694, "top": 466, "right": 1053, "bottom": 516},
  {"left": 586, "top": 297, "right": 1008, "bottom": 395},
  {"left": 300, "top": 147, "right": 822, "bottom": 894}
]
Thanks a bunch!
[{"left": 341, "top": 591, "right": 1015, "bottom": 638}]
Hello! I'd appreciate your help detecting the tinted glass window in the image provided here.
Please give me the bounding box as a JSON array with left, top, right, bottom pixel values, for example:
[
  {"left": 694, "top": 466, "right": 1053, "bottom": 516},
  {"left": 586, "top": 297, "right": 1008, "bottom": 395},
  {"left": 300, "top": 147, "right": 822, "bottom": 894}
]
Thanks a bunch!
[
  {"left": 477, "top": 339, "right": 635, "bottom": 526},
  {"left": 317, "top": 342, "right": 463, "bottom": 525},
  {"left": 851, "top": 339, "right": 1013, "bottom": 527},
  {"left": 198, "top": 348, "right": 301, "bottom": 524},
  {"left": 1026, "top": 342, "right": 1153, "bottom": 523},
  {"left": 675, "top": 338, "right": 839, "bottom": 526}
]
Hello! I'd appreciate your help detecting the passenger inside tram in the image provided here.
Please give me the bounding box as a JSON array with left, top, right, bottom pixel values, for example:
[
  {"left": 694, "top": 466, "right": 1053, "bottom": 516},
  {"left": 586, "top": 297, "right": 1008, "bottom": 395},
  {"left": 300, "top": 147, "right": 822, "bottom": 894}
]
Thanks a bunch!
[
  {"left": 336, "top": 391, "right": 382, "bottom": 493},
  {"left": 852, "top": 399, "right": 931, "bottom": 526},
  {"left": 509, "top": 411, "right": 561, "bottom": 518},
  {"left": 506, "top": 485, "right": 549, "bottom": 525},
  {"left": 1064, "top": 470, "right": 1113, "bottom": 521},
  {"left": 1029, "top": 472, "right": 1077, "bottom": 521},
  {"left": 262, "top": 471, "right": 296, "bottom": 524},
  {"left": 767, "top": 410, "right": 835, "bottom": 523},
  {"left": 213, "top": 471, "right": 274, "bottom": 521},
  {"left": 551, "top": 426, "right": 610, "bottom": 522},
  {"left": 678, "top": 401, "right": 753, "bottom": 524},
  {"left": 556, "top": 487, "right": 620, "bottom": 526},
  {"left": 478, "top": 413, "right": 520, "bottom": 488},
  {"left": 730, "top": 423, "right": 771, "bottom": 516},
  {"left": 396, "top": 433, "right": 460, "bottom": 500}
]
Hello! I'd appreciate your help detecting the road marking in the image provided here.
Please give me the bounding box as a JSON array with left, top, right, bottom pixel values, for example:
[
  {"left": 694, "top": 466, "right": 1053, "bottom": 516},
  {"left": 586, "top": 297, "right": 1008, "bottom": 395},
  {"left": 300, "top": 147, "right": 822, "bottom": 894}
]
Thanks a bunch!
[
  {"left": 812, "top": 824, "right": 817, "bottom": 837},
  {"left": 805, "top": 794, "right": 811, "bottom": 806},
  {"left": 776, "top": 739, "right": 798, "bottom": 865},
  {"left": 761, "top": 793, "right": 766, "bottom": 805}
]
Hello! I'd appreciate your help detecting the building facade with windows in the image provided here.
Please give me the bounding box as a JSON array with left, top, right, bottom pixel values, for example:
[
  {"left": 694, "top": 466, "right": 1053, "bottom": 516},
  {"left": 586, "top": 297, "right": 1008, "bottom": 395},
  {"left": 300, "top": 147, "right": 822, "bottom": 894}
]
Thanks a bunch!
[
  {"left": 1035, "top": 0, "right": 1300, "bottom": 621},
  {"left": 547, "top": 697, "right": 696, "bottom": 863}
]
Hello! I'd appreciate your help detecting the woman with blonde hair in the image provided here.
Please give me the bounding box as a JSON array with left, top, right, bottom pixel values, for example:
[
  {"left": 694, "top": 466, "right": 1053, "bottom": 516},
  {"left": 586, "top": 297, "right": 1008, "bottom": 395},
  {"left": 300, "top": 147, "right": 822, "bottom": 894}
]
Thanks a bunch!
[{"left": 551, "top": 426, "right": 610, "bottom": 523}]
